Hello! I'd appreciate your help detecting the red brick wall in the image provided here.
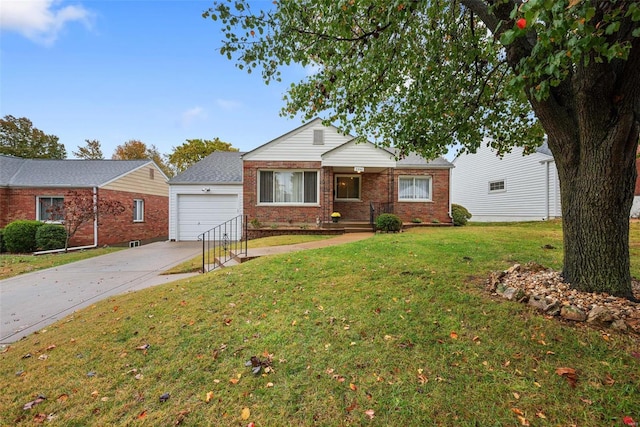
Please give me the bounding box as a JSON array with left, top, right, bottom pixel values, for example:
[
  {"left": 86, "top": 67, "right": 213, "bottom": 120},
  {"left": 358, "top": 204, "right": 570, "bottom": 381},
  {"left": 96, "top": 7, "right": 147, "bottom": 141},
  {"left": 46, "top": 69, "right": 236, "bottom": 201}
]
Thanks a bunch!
[
  {"left": 244, "top": 161, "right": 452, "bottom": 226},
  {"left": 0, "top": 187, "right": 168, "bottom": 247},
  {"left": 393, "top": 168, "right": 452, "bottom": 224},
  {"left": 244, "top": 161, "right": 324, "bottom": 224},
  {"left": 96, "top": 189, "right": 168, "bottom": 246}
]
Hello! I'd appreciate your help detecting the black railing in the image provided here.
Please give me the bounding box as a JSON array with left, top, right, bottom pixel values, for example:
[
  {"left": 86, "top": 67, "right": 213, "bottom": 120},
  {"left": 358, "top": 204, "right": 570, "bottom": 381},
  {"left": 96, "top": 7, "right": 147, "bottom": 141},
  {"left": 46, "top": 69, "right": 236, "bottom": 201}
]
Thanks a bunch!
[
  {"left": 198, "top": 215, "right": 248, "bottom": 273},
  {"left": 369, "top": 202, "right": 394, "bottom": 231}
]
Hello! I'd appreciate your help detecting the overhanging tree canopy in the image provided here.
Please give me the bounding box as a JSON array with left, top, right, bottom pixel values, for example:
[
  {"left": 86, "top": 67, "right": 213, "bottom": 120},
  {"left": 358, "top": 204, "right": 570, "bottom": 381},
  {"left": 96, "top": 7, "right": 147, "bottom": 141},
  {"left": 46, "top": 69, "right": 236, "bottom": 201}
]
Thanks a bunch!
[{"left": 205, "top": 0, "right": 640, "bottom": 299}]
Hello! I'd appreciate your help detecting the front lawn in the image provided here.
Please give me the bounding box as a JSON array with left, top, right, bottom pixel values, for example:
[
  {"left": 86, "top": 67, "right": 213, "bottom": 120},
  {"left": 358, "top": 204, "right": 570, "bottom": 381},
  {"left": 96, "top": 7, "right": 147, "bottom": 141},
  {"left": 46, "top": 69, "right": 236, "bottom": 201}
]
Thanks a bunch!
[{"left": 1, "top": 221, "right": 638, "bottom": 426}]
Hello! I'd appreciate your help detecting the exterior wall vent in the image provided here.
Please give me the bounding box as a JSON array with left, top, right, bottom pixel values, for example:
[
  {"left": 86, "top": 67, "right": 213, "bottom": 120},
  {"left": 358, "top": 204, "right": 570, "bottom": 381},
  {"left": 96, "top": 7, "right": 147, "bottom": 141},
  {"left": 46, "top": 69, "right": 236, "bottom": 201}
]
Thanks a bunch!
[
  {"left": 313, "top": 129, "right": 324, "bottom": 145},
  {"left": 129, "top": 240, "right": 141, "bottom": 248}
]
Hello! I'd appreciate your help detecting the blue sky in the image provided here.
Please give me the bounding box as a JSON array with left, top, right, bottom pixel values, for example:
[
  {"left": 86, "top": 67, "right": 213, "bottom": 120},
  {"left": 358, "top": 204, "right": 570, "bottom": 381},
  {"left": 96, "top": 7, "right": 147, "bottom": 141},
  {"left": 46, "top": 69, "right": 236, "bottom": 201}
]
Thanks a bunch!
[{"left": 0, "top": 0, "right": 309, "bottom": 158}]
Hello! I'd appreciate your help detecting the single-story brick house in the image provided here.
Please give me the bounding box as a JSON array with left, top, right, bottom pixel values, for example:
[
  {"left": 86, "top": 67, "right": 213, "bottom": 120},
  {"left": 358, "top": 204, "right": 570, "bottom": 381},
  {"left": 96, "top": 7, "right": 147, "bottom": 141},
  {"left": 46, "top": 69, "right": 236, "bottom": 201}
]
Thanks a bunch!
[
  {"left": 168, "top": 119, "right": 453, "bottom": 240},
  {"left": 0, "top": 155, "right": 169, "bottom": 247}
]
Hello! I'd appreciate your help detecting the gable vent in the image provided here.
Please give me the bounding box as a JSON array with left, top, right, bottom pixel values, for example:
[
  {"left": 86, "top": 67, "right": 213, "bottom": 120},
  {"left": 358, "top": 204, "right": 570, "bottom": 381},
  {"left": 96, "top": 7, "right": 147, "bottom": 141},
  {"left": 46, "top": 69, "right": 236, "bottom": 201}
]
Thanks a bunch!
[{"left": 313, "top": 129, "right": 324, "bottom": 145}]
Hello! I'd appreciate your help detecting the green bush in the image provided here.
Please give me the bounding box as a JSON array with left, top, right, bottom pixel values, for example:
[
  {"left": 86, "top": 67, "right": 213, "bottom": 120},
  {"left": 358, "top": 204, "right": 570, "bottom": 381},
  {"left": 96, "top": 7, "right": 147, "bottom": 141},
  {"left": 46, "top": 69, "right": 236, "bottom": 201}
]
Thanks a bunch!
[
  {"left": 0, "top": 228, "right": 5, "bottom": 253},
  {"left": 3, "top": 220, "right": 44, "bottom": 253},
  {"left": 36, "top": 223, "right": 68, "bottom": 250},
  {"left": 375, "top": 213, "right": 402, "bottom": 232},
  {"left": 451, "top": 204, "right": 472, "bottom": 226}
]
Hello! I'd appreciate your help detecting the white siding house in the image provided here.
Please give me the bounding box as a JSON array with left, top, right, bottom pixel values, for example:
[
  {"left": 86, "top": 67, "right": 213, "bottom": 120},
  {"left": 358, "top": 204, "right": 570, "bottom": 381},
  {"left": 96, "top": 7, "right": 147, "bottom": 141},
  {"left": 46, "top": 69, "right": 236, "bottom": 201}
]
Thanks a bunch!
[
  {"left": 451, "top": 141, "right": 561, "bottom": 222},
  {"left": 242, "top": 118, "right": 354, "bottom": 162},
  {"left": 168, "top": 151, "right": 243, "bottom": 241}
]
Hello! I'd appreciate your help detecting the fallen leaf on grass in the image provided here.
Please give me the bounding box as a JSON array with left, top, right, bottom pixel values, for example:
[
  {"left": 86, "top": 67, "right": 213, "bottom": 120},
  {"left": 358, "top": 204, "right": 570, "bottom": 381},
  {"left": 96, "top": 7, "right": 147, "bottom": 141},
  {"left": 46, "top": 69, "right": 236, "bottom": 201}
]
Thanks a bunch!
[
  {"left": 23, "top": 395, "right": 46, "bottom": 410},
  {"left": 136, "top": 344, "right": 150, "bottom": 351},
  {"left": 137, "top": 410, "right": 147, "bottom": 419},
  {"left": 346, "top": 400, "right": 358, "bottom": 412},
  {"left": 555, "top": 367, "right": 578, "bottom": 388},
  {"left": 623, "top": 416, "right": 637, "bottom": 426},
  {"left": 57, "top": 393, "right": 69, "bottom": 402},
  {"left": 33, "top": 413, "right": 47, "bottom": 423},
  {"left": 241, "top": 407, "right": 250, "bottom": 420},
  {"left": 206, "top": 391, "right": 214, "bottom": 402},
  {"left": 45, "top": 345, "right": 56, "bottom": 351},
  {"left": 449, "top": 331, "right": 458, "bottom": 340},
  {"left": 175, "top": 409, "right": 190, "bottom": 425},
  {"left": 349, "top": 383, "right": 357, "bottom": 391},
  {"left": 365, "top": 409, "right": 375, "bottom": 419},
  {"left": 603, "top": 374, "right": 615, "bottom": 386}
]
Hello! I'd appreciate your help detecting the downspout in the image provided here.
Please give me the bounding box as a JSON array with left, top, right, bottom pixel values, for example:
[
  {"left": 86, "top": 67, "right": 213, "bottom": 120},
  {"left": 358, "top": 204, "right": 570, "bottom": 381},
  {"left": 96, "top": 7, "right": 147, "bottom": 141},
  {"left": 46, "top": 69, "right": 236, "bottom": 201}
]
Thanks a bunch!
[
  {"left": 93, "top": 187, "right": 98, "bottom": 246},
  {"left": 448, "top": 167, "right": 453, "bottom": 221},
  {"left": 540, "top": 160, "right": 551, "bottom": 220}
]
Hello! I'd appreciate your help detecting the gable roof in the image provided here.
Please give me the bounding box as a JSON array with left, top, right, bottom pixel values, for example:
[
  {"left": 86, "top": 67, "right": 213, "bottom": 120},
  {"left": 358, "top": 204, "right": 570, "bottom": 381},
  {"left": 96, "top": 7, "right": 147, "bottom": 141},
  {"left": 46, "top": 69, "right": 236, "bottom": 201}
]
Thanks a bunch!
[
  {"left": 242, "top": 118, "right": 354, "bottom": 160},
  {"left": 394, "top": 151, "right": 454, "bottom": 169},
  {"left": 0, "top": 155, "right": 155, "bottom": 187},
  {"left": 168, "top": 151, "right": 244, "bottom": 185}
]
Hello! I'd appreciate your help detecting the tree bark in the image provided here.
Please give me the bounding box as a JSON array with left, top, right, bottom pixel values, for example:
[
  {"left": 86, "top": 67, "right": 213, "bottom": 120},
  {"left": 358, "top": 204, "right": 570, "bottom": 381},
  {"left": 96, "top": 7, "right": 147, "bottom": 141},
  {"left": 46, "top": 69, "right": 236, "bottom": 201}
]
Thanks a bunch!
[{"left": 528, "top": 41, "right": 640, "bottom": 299}]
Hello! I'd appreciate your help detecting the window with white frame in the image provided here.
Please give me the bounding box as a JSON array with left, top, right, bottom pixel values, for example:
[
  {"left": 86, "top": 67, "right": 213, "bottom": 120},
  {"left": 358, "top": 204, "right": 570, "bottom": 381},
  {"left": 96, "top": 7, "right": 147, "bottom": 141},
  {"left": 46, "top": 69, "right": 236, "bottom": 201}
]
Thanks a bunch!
[
  {"left": 398, "top": 176, "right": 432, "bottom": 201},
  {"left": 489, "top": 180, "right": 506, "bottom": 193},
  {"left": 259, "top": 170, "right": 318, "bottom": 204},
  {"left": 37, "top": 196, "right": 64, "bottom": 221},
  {"left": 335, "top": 175, "right": 361, "bottom": 200},
  {"left": 133, "top": 199, "right": 144, "bottom": 222}
]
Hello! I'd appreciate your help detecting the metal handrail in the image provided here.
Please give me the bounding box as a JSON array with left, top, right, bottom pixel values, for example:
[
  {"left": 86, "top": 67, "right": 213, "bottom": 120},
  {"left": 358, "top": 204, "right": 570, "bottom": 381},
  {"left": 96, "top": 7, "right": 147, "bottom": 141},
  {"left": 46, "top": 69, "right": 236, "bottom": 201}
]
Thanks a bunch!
[
  {"left": 370, "top": 202, "right": 394, "bottom": 231},
  {"left": 198, "top": 215, "right": 248, "bottom": 273}
]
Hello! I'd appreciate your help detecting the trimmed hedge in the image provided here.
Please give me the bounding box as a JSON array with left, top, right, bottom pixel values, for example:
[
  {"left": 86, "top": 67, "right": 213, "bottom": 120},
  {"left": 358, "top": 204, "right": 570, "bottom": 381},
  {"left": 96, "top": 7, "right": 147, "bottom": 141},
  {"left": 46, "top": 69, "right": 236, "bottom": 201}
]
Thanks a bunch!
[
  {"left": 452, "top": 204, "right": 472, "bottom": 226},
  {"left": 375, "top": 213, "right": 402, "bottom": 232},
  {"left": 3, "top": 220, "right": 44, "bottom": 253},
  {"left": 36, "top": 223, "right": 68, "bottom": 250}
]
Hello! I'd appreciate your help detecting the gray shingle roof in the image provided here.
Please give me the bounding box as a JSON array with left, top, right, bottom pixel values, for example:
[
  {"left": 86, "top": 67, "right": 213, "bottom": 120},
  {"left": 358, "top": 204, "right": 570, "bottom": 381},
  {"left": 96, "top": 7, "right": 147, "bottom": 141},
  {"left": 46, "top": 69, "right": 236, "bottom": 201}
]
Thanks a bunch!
[
  {"left": 168, "top": 151, "right": 244, "bottom": 184},
  {"left": 0, "top": 155, "right": 151, "bottom": 187},
  {"left": 391, "top": 150, "right": 454, "bottom": 168}
]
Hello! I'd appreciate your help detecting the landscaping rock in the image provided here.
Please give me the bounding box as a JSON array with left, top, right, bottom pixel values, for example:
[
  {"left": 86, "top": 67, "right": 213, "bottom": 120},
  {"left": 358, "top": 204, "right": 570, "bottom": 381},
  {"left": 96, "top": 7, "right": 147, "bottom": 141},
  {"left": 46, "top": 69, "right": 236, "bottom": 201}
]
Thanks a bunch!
[
  {"left": 560, "top": 305, "right": 587, "bottom": 322},
  {"left": 502, "top": 287, "right": 526, "bottom": 301},
  {"left": 485, "top": 264, "right": 639, "bottom": 335},
  {"left": 586, "top": 306, "right": 615, "bottom": 324}
]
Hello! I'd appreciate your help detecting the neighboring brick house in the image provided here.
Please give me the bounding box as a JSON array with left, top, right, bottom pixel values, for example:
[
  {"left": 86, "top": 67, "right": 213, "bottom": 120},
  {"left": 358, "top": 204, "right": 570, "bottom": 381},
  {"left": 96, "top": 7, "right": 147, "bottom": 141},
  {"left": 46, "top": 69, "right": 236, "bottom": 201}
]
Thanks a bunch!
[
  {"left": 242, "top": 119, "right": 454, "bottom": 226},
  {"left": 0, "top": 155, "right": 169, "bottom": 247}
]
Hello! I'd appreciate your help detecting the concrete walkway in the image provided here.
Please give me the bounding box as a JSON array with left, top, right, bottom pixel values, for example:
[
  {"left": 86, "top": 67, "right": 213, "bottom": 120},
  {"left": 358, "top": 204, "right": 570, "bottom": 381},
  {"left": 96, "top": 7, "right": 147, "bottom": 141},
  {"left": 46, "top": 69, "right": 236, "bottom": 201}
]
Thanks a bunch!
[
  {"left": 0, "top": 233, "right": 373, "bottom": 344},
  {"left": 0, "top": 241, "right": 201, "bottom": 344}
]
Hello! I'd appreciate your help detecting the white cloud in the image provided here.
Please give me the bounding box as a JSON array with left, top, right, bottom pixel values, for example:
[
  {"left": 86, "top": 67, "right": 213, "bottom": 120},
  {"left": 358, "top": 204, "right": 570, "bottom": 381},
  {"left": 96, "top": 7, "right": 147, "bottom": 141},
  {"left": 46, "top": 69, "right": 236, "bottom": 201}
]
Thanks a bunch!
[
  {"left": 215, "top": 98, "right": 242, "bottom": 110},
  {"left": 180, "top": 106, "right": 207, "bottom": 127},
  {"left": 0, "top": 0, "right": 93, "bottom": 45}
]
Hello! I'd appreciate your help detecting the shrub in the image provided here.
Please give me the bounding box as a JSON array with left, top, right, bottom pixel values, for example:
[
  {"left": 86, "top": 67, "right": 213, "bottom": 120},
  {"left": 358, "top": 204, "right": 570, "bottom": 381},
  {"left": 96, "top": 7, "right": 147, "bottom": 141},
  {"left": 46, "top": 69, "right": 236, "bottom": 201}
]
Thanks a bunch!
[
  {"left": 3, "top": 220, "right": 44, "bottom": 253},
  {"left": 451, "top": 204, "right": 472, "bottom": 226},
  {"left": 36, "top": 223, "right": 68, "bottom": 250},
  {"left": 375, "top": 213, "right": 402, "bottom": 232},
  {"left": 0, "top": 228, "right": 5, "bottom": 253}
]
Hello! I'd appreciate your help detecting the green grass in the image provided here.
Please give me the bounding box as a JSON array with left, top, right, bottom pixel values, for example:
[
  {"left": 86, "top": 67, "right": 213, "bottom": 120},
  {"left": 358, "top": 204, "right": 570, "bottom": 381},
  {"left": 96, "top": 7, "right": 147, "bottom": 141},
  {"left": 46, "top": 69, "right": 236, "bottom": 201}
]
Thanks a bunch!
[
  {"left": 164, "top": 234, "right": 334, "bottom": 274},
  {"left": 0, "top": 247, "right": 123, "bottom": 280},
  {"left": 1, "top": 222, "right": 639, "bottom": 426}
]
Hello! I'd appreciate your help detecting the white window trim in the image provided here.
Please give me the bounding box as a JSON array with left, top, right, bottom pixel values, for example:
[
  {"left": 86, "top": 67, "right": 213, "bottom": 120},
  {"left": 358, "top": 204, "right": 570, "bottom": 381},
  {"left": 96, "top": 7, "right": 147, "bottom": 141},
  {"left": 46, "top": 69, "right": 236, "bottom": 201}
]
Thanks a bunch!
[
  {"left": 488, "top": 179, "right": 507, "bottom": 193},
  {"left": 36, "top": 196, "right": 65, "bottom": 222},
  {"left": 398, "top": 176, "right": 432, "bottom": 202},
  {"left": 257, "top": 169, "right": 320, "bottom": 206},
  {"left": 133, "top": 199, "right": 144, "bottom": 222},
  {"left": 334, "top": 174, "right": 362, "bottom": 201}
]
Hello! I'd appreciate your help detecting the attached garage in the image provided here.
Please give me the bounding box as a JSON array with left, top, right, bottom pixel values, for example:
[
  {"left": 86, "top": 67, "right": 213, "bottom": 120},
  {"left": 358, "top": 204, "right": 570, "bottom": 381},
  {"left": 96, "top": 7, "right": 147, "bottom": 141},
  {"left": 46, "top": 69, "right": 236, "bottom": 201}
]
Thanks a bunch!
[
  {"left": 176, "top": 194, "right": 239, "bottom": 241},
  {"left": 168, "top": 151, "right": 244, "bottom": 242}
]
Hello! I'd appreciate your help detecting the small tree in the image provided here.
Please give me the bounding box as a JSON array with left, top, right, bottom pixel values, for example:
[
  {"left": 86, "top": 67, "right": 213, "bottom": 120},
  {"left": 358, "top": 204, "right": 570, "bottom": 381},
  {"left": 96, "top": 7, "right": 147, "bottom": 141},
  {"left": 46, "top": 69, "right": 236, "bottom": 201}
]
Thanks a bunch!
[
  {"left": 46, "top": 190, "right": 126, "bottom": 251},
  {"left": 73, "top": 139, "right": 104, "bottom": 159},
  {"left": 168, "top": 138, "right": 238, "bottom": 174}
]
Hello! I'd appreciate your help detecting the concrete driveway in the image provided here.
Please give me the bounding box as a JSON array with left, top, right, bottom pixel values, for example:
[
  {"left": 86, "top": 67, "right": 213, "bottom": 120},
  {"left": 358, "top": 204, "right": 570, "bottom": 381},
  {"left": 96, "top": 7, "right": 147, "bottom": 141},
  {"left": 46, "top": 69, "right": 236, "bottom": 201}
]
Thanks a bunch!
[{"left": 0, "top": 241, "right": 201, "bottom": 344}]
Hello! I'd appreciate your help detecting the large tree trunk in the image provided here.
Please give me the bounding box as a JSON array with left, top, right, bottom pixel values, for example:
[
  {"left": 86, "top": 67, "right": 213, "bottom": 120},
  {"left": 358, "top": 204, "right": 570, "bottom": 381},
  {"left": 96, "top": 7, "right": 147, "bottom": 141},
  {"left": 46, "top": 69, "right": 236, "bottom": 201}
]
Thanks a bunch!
[
  {"left": 553, "top": 130, "right": 637, "bottom": 299},
  {"left": 528, "top": 46, "right": 640, "bottom": 299}
]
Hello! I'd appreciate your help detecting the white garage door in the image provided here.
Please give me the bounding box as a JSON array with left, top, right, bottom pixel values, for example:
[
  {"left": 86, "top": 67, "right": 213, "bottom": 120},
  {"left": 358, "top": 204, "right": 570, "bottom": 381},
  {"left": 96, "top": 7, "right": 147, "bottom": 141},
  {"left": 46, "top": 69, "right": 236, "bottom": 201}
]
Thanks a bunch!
[{"left": 177, "top": 194, "right": 240, "bottom": 241}]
